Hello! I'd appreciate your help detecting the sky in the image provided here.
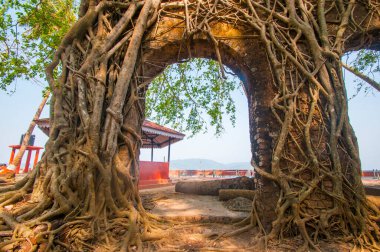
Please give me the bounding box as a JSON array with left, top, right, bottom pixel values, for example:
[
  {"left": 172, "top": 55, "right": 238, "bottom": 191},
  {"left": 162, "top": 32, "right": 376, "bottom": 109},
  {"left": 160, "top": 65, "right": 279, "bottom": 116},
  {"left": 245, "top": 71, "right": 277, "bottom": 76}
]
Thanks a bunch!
[{"left": 0, "top": 68, "right": 378, "bottom": 170}]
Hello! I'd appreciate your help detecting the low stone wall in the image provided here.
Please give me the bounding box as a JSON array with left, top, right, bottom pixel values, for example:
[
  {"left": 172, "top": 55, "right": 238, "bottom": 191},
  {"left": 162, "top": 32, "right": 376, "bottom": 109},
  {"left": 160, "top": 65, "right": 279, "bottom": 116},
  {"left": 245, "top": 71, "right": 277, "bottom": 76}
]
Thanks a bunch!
[{"left": 169, "top": 169, "right": 254, "bottom": 178}]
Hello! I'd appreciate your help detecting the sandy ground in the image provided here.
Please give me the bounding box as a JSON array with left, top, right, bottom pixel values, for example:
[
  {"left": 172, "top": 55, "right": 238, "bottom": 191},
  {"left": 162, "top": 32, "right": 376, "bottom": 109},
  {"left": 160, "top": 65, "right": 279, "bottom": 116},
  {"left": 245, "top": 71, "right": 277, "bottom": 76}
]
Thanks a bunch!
[
  {"left": 139, "top": 185, "right": 364, "bottom": 251},
  {"left": 6, "top": 175, "right": 380, "bottom": 251},
  {"left": 140, "top": 186, "right": 249, "bottom": 223},
  {"left": 141, "top": 222, "right": 354, "bottom": 252}
]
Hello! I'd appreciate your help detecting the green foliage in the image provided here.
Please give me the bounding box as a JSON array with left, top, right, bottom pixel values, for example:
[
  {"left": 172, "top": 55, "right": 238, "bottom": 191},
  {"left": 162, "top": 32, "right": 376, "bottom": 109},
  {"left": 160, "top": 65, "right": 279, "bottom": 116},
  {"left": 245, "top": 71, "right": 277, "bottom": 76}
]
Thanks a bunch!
[
  {"left": 0, "top": 1, "right": 241, "bottom": 137},
  {"left": 0, "top": 0, "right": 77, "bottom": 92},
  {"left": 347, "top": 49, "right": 380, "bottom": 95},
  {"left": 0, "top": 1, "right": 376, "bottom": 137},
  {"left": 146, "top": 58, "right": 242, "bottom": 136}
]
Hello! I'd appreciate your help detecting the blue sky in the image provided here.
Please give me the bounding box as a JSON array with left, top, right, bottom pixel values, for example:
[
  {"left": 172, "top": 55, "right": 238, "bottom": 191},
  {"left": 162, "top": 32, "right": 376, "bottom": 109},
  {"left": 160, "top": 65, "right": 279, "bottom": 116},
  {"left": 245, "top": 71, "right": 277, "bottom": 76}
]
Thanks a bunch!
[{"left": 0, "top": 70, "right": 378, "bottom": 170}]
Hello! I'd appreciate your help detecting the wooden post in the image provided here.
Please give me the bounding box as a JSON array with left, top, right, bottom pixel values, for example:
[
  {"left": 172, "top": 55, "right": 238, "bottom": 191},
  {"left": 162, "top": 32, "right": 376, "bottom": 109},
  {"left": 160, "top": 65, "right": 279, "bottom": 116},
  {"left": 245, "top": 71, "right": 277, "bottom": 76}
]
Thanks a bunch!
[
  {"left": 15, "top": 159, "right": 21, "bottom": 174},
  {"left": 167, "top": 137, "right": 171, "bottom": 163},
  {"left": 33, "top": 149, "right": 40, "bottom": 168},
  {"left": 9, "top": 147, "right": 16, "bottom": 164},
  {"left": 23, "top": 149, "right": 32, "bottom": 173},
  {"left": 150, "top": 138, "right": 154, "bottom": 162}
]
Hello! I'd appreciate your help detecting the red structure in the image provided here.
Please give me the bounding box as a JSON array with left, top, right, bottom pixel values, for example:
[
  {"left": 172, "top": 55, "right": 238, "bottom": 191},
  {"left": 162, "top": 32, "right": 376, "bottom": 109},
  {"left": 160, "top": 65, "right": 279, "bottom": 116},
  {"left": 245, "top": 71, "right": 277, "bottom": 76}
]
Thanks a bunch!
[
  {"left": 141, "top": 121, "right": 185, "bottom": 161},
  {"left": 362, "top": 170, "right": 379, "bottom": 177},
  {"left": 139, "top": 161, "right": 170, "bottom": 188},
  {"left": 35, "top": 118, "right": 185, "bottom": 188},
  {"left": 139, "top": 120, "right": 185, "bottom": 188},
  {"left": 8, "top": 145, "right": 43, "bottom": 174}
]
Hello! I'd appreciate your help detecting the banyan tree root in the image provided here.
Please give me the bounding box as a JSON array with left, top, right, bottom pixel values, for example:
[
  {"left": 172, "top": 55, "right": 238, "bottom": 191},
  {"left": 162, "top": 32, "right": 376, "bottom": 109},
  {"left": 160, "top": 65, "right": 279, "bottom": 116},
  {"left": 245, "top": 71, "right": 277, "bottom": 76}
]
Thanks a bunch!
[
  {"left": 1, "top": 0, "right": 380, "bottom": 251},
  {"left": 0, "top": 0, "right": 165, "bottom": 250}
]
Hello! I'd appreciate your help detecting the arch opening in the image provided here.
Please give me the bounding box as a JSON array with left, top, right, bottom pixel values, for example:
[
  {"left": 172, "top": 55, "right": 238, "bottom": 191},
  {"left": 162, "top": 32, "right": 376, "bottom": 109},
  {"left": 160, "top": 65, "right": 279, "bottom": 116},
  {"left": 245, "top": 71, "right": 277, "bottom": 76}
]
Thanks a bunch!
[
  {"left": 140, "top": 58, "right": 251, "bottom": 170},
  {"left": 138, "top": 26, "right": 278, "bottom": 176}
]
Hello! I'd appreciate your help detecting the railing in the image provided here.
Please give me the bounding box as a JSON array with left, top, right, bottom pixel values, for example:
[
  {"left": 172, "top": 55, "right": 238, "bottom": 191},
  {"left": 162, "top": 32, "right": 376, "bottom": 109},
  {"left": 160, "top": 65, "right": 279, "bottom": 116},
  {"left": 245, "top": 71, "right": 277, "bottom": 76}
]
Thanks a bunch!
[
  {"left": 170, "top": 169, "right": 375, "bottom": 178},
  {"left": 362, "top": 170, "right": 380, "bottom": 178}
]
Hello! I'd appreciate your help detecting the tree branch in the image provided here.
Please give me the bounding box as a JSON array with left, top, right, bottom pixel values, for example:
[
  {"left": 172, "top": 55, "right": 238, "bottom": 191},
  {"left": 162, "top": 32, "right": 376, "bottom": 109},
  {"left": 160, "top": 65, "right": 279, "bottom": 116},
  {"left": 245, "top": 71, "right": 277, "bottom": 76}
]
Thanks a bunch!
[{"left": 342, "top": 63, "right": 380, "bottom": 92}]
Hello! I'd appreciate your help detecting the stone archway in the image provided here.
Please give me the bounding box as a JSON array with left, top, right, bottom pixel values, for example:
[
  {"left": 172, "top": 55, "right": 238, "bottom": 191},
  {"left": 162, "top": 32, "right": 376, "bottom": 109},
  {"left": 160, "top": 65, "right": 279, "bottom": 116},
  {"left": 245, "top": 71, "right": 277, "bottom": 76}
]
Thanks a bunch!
[
  {"left": 132, "top": 8, "right": 380, "bottom": 230},
  {"left": 135, "top": 20, "right": 280, "bottom": 227},
  {"left": 1, "top": 0, "right": 380, "bottom": 250}
]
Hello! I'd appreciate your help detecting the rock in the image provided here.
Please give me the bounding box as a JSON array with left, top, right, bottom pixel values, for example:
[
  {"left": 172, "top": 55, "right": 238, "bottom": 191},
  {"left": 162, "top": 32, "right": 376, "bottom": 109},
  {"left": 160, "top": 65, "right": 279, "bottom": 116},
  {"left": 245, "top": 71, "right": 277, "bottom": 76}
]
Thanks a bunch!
[{"left": 222, "top": 197, "right": 253, "bottom": 212}]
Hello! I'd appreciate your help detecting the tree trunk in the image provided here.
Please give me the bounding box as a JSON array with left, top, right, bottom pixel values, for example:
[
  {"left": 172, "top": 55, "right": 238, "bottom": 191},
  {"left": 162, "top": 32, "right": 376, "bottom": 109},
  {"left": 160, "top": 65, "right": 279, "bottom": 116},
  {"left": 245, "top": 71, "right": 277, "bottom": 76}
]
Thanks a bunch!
[
  {"left": 0, "top": 1, "right": 162, "bottom": 250},
  {"left": 7, "top": 91, "right": 50, "bottom": 171},
  {"left": 342, "top": 63, "right": 380, "bottom": 92}
]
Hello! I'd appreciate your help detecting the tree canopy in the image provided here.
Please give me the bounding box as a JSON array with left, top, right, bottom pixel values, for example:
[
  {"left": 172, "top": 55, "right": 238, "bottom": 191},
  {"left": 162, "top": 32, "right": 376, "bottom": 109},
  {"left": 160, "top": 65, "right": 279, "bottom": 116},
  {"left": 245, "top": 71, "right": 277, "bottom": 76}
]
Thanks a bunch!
[
  {"left": 0, "top": 0, "right": 378, "bottom": 135},
  {"left": 0, "top": 0, "right": 77, "bottom": 91},
  {"left": 146, "top": 58, "right": 241, "bottom": 136},
  {"left": 345, "top": 50, "right": 380, "bottom": 94}
]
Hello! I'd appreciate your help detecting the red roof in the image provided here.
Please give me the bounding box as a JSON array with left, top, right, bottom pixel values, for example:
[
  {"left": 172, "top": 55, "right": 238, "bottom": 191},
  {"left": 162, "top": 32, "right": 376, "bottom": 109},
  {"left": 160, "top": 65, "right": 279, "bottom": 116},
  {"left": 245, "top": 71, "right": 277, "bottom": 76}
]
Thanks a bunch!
[
  {"left": 34, "top": 118, "right": 50, "bottom": 136},
  {"left": 35, "top": 118, "right": 185, "bottom": 149},
  {"left": 142, "top": 120, "right": 185, "bottom": 149},
  {"left": 142, "top": 120, "right": 185, "bottom": 137}
]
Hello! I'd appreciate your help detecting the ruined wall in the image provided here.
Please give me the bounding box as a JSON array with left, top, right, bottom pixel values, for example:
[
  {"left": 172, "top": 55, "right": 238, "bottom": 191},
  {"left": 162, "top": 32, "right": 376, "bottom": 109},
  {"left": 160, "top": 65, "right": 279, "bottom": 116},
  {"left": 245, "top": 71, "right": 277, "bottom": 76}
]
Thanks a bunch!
[
  {"left": 133, "top": 4, "right": 380, "bottom": 230},
  {"left": 140, "top": 16, "right": 276, "bottom": 175},
  {"left": 138, "top": 15, "right": 281, "bottom": 227}
]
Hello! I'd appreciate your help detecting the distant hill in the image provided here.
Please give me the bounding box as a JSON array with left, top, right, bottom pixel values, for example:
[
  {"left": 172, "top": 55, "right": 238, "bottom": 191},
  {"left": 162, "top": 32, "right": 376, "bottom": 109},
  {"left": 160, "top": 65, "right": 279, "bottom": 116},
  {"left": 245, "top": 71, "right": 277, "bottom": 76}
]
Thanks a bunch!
[
  {"left": 169, "top": 158, "right": 251, "bottom": 170},
  {"left": 225, "top": 162, "right": 252, "bottom": 169}
]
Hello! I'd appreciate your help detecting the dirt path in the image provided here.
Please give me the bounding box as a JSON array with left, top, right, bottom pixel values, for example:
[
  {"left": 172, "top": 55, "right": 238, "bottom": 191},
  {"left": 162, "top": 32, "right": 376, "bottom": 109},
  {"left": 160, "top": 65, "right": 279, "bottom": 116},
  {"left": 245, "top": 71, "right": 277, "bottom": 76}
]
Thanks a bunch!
[
  {"left": 139, "top": 186, "right": 355, "bottom": 251},
  {"left": 141, "top": 186, "right": 249, "bottom": 223}
]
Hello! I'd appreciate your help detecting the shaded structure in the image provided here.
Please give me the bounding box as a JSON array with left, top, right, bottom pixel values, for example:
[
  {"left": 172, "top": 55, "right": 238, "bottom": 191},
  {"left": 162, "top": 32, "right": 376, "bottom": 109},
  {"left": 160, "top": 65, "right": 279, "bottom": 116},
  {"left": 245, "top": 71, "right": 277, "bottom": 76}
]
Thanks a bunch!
[
  {"left": 140, "top": 120, "right": 185, "bottom": 188},
  {"left": 141, "top": 120, "right": 185, "bottom": 162},
  {"left": 35, "top": 118, "right": 185, "bottom": 188}
]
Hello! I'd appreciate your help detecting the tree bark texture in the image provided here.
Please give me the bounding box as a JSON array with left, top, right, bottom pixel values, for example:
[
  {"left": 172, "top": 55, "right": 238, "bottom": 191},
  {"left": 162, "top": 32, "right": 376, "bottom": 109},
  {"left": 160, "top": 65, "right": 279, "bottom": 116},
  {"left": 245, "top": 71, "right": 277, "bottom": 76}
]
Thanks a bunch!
[{"left": 0, "top": 0, "right": 380, "bottom": 250}]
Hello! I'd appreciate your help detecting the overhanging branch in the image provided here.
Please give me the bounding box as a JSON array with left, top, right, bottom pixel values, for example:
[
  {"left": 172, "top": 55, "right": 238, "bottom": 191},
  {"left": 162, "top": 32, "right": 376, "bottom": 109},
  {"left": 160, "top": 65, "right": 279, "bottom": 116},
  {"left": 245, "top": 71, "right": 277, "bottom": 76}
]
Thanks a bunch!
[{"left": 342, "top": 63, "right": 380, "bottom": 92}]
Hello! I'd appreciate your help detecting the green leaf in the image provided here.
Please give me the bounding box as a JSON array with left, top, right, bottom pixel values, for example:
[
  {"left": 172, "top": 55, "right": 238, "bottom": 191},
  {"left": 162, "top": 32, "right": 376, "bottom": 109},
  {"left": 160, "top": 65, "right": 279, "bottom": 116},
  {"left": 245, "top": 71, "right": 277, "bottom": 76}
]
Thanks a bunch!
[
  {"left": 0, "top": 0, "right": 77, "bottom": 90},
  {"left": 146, "top": 58, "right": 242, "bottom": 137}
]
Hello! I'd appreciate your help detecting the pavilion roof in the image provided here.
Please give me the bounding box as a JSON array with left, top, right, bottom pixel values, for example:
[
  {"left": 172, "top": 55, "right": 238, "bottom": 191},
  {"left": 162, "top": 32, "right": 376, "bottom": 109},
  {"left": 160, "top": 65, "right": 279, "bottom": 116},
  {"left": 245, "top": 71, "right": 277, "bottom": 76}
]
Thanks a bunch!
[
  {"left": 142, "top": 120, "right": 185, "bottom": 149},
  {"left": 34, "top": 118, "right": 50, "bottom": 136},
  {"left": 34, "top": 118, "right": 185, "bottom": 149}
]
